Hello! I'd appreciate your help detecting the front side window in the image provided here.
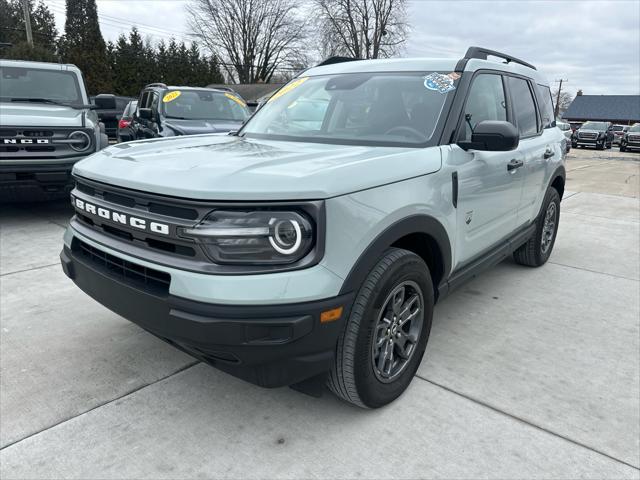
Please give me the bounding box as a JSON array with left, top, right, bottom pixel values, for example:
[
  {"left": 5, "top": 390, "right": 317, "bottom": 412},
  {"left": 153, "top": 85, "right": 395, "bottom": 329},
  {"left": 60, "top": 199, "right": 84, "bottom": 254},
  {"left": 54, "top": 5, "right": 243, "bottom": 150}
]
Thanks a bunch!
[
  {"left": 162, "top": 90, "right": 249, "bottom": 122},
  {"left": 508, "top": 77, "right": 538, "bottom": 137},
  {"left": 458, "top": 73, "right": 507, "bottom": 142},
  {"left": 242, "top": 72, "right": 454, "bottom": 146},
  {"left": 536, "top": 84, "right": 555, "bottom": 128},
  {"left": 0, "top": 66, "right": 84, "bottom": 105}
]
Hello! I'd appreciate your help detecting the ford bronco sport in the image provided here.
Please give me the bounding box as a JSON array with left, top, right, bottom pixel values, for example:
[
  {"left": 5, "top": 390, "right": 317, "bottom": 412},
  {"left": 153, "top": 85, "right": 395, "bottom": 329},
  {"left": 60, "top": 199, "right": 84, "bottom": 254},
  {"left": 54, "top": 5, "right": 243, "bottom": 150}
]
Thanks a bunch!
[
  {"left": 61, "top": 47, "right": 566, "bottom": 408},
  {"left": 0, "top": 60, "right": 115, "bottom": 201}
]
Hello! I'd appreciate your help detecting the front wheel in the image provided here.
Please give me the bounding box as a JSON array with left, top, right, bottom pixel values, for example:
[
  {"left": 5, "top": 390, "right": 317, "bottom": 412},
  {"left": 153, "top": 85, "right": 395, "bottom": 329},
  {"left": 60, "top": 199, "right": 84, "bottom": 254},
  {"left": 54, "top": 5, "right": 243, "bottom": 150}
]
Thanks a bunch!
[
  {"left": 620, "top": 144, "right": 627, "bottom": 152},
  {"left": 513, "top": 187, "right": 561, "bottom": 267},
  {"left": 328, "top": 248, "right": 433, "bottom": 408}
]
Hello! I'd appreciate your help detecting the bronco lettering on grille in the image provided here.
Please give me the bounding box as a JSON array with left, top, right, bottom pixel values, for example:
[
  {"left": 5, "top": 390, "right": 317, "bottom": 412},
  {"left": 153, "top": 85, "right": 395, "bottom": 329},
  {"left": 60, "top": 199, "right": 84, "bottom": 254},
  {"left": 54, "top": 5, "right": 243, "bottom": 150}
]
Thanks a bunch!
[{"left": 73, "top": 197, "right": 170, "bottom": 235}]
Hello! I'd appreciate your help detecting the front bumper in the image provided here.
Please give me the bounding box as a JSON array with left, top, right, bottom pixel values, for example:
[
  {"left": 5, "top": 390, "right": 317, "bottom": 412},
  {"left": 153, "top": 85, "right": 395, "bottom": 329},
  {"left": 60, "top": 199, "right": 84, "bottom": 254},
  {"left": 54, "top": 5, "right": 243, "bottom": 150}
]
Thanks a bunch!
[
  {"left": 573, "top": 138, "right": 601, "bottom": 147},
  {"left": 0, "top": 160, "right": 82, "bottom": 201},
  {"left": 60, "top": 240, "right": 354, "bottom": 388},
  {"left": 622, "top": 140, "right": 640, "bottom": 150}
]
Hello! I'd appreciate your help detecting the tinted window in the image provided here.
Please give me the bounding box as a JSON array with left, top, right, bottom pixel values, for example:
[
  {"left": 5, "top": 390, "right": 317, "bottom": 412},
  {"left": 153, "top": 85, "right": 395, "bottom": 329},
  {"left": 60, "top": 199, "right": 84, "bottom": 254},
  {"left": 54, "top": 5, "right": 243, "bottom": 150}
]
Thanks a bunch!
[
  {"left": 508, "top": 77, "right": 538, "bottom": 137},
  {"left": 459, "top": 74, "right": 507, "bottom": 142},
  {"left": 536, "top": 84, "right": 555, "bottom": 128},
  {"left": 243, "top": 72, "right": 453, "bottom": 146}
]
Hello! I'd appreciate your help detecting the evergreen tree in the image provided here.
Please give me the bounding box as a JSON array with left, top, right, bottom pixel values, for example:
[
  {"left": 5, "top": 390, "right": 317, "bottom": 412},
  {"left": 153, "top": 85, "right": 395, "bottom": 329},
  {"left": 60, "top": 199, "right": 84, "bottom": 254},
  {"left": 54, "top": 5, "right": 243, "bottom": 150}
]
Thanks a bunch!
[
  {"left": 59, "top": 0, "right": 112, "bottom": 94},
  {"left": 0, "top": 0, "right": 58, "bottom": 61}
]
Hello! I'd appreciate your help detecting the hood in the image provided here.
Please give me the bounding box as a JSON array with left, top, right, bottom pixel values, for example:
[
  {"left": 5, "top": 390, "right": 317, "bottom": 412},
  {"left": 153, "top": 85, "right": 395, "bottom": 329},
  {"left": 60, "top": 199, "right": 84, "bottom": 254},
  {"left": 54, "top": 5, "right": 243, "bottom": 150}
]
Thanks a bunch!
[
  {"left": 163, "top": 118, "right": 243, "bottom": 135},
  {"left": 73, "top": 134, "right": 442, "bottom": 201},
  {"left": 0, "top": 103, "right": 86, "bottom": 127}
]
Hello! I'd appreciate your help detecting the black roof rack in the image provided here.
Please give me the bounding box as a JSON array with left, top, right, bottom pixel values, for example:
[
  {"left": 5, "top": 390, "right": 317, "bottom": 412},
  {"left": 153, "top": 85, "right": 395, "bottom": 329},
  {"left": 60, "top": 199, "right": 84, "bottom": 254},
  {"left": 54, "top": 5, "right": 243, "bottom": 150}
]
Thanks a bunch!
[
  {"left": 145, "top": 82, "right": 167, "bottom": 89},
  {"left": 455, "top": 46, "right": 536, "bottom": 72},
  {"left": 316, "top": 56, "right": 358, "bottom": 67}
]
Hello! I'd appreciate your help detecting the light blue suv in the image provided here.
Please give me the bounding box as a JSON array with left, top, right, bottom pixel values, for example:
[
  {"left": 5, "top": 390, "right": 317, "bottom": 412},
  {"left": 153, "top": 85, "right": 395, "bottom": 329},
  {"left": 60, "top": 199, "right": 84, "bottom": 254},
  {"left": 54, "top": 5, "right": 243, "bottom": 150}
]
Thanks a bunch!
[{"left": 60, "top": 47, "right": 566, "bottom": 408}]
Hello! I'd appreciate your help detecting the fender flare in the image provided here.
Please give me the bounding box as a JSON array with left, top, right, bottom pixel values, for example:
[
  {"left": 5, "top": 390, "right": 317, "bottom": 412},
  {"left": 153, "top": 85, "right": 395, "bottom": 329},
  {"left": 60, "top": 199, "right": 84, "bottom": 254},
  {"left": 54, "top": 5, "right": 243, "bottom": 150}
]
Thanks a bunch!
[{"left": 338, "top": 214, "right": 452, "bottom": 295}]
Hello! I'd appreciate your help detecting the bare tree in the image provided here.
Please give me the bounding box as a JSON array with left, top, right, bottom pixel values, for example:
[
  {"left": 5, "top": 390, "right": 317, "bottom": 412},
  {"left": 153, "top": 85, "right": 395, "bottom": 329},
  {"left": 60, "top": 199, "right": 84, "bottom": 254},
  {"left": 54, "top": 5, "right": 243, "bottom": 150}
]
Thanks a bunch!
[
  {"left": 552, "top": 88, "right": 574, "bottom": 116},
  {"left": 314, "top": 0, "right": 408, "bottom": 59},
  {"left": 187, "top": 0, "right": 308, "bottom": 83}
]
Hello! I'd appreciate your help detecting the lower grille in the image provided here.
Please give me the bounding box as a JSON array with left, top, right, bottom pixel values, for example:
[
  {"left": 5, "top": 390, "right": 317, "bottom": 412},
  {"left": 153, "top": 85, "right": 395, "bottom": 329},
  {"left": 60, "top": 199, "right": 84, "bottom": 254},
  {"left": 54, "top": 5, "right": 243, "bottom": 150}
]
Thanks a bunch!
[{"left": 73, "top": 239, "right": 171, "bottom": 295}]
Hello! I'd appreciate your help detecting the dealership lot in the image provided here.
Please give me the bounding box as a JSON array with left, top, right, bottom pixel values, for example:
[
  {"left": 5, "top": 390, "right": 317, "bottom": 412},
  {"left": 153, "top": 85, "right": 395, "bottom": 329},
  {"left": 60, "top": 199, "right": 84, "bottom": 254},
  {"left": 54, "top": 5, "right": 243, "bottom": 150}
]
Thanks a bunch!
[{"left": 1, "top": 148, "right": 639, "bottom": 479}]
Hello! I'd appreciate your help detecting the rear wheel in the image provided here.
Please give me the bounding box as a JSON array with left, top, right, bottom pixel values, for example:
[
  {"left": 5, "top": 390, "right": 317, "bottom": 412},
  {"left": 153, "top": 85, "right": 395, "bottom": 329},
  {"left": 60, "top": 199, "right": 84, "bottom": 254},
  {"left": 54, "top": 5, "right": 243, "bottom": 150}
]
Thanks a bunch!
[
  {"left": 620, "top": 143, "right": 627, "bottom": 152},
  {"left": 513, "top": 187, "right": 560, "bottom": 267},
  {"left": 328, "top": 248, "right": 433, "bottom": 408}
]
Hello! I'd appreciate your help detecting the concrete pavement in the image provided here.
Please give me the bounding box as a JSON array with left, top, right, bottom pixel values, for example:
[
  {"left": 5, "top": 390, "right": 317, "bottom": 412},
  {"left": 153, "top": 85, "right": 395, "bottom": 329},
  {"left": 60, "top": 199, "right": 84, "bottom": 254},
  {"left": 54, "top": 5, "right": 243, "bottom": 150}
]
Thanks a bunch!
[{"left": 1, "top": 148, "right": 638, "bottom": 479}]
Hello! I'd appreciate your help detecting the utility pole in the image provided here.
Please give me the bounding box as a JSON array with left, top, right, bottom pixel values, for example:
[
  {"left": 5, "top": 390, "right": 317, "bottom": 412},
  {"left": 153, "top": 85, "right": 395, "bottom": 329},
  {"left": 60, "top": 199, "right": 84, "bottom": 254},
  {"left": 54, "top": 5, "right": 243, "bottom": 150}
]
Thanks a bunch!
[
  {"left": 22, "top": 0, "right": 33, "bottom": 47},
  {"left": 554, "top": 79, "right": 568, "bottom": 118}
]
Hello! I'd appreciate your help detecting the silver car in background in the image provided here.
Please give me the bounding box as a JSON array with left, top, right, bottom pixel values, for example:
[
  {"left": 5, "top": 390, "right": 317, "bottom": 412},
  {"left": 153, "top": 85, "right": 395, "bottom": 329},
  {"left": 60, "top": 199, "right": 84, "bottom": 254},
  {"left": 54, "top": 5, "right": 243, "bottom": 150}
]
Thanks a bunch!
[{"left": 556, "top": 120, "right": 572, "bottom": 152}]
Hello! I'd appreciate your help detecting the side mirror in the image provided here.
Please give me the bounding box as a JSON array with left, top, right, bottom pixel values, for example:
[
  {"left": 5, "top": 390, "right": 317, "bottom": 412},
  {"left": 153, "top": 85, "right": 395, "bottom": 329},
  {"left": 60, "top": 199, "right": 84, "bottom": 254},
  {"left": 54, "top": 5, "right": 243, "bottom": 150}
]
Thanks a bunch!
[
  {"left": 458, "top": 120, "right": 519, "bottom": 151},
  {"left": 138, "top": 108, "right": 152, "bottom": 120},
  {"left": 93, "top": 94, "right": 116, "bottom": 110}
]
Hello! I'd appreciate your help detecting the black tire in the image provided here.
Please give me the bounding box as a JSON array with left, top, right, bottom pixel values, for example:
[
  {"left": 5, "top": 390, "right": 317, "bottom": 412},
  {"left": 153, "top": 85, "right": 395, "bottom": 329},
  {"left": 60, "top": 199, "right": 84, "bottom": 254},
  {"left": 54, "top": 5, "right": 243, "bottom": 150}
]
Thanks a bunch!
[
  {"left": 328, "top": 248, "right": 433, "bottom": 408},
  {"left": 513, "top": 187, "right": 561, "bottom": 267},
  {"left": 620, "top": 144, "right": 626, "bottom": 152}
]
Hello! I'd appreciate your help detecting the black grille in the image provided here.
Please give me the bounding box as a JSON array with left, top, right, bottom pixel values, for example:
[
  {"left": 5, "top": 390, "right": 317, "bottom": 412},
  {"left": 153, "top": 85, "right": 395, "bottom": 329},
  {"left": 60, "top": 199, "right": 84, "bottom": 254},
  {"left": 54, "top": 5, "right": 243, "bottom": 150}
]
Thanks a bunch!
[
  {"left": 74, "top": 239, "right": 171, "bottom": 295},
  {"left": 579, "top": 132, "right": 597, "bottom": 139},
  {"left": 628, "top": 135, "right": 640, "bottom": 143}
]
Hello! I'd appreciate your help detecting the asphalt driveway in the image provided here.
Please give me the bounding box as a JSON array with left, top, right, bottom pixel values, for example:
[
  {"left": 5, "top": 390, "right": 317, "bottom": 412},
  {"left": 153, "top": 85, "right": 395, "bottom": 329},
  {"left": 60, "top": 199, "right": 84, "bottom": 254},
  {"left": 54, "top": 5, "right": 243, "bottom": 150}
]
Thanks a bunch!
[{"left": 1, "top": 147, "right": 639, "bottom": 479}]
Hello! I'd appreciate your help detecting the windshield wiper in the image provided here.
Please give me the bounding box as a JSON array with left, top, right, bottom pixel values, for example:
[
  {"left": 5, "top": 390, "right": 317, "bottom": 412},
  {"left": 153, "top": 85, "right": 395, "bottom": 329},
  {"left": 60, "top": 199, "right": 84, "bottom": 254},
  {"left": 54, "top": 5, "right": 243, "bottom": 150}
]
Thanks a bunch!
[{"left": 8, "top": 98, "right": 89, "bottom": 109}]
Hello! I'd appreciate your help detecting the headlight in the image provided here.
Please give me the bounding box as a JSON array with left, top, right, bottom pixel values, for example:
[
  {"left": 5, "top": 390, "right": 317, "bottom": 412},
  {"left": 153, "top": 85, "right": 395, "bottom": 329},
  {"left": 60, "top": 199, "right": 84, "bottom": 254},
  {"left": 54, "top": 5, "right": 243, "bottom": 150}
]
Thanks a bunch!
[
  {"left": 68, "top": 130, "right": 92, "bottom": 152},
  {"left": 180, "top": 210, "right": 315, "bottom": 265}
]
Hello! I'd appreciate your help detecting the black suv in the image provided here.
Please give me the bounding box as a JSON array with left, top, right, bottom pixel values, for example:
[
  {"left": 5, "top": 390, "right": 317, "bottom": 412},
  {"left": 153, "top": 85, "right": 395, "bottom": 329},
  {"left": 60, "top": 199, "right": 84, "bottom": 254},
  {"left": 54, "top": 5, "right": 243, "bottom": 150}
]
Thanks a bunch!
[
  {"left": 572, "top": 121, "right": 614, "bottom": 150},
  {"left": 130, "top": 84, "right": 251, "bottom": 140},
  {"left": 620, "top": 123, "right": 640, "bottom": 152}
]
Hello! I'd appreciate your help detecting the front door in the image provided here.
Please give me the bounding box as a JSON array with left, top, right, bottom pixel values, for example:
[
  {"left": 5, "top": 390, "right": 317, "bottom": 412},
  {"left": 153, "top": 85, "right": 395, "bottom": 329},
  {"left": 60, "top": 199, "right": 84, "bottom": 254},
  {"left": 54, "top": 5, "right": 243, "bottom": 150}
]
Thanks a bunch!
[{"left": 448, "top": 73, "right": 524, "bottom": 267}]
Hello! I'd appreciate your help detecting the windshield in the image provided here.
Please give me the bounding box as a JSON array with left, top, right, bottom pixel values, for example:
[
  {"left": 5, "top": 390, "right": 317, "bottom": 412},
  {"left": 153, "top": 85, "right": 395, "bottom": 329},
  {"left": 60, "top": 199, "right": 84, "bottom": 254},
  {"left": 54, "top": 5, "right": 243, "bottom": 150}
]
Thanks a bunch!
[
  {"left": 581, "top": 121, "right": 607, "bottom": 130},
  {"left": 241, "top": 72, "right": 455, "bottom": 146},
  {"left": 629, "top": 124, "right": 640, "bottom": 132},
  {"left": 0, "top": 66, "right": 84, "bottom": 106},
  {"left": 162, "top": 90, "right": 249, "bottom": 121},
  {"left": 612, "top": 125, "right": 625, "bottom": 131}
]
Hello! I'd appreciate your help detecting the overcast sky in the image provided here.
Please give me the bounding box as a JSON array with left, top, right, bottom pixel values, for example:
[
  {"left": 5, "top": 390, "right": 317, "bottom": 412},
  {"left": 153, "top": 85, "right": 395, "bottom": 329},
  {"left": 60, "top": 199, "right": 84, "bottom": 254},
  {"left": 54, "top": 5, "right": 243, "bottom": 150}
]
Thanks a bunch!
[{"left": 48, "top": 0, "right": 640, "bottom": 96}]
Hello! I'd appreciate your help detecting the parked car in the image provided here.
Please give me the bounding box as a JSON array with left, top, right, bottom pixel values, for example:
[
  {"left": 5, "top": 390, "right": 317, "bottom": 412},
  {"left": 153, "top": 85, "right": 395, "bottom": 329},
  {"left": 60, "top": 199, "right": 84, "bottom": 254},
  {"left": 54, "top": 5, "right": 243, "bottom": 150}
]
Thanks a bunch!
[
  {"left": 116, "top": 100, "right": 138, "bottom": 143},
  {"left": 0, "top": 59, "right": 114, "bottom": 201},
  {"left": 61, "top": 47, "right": 566, "bottom": 408},
  {"left": 130, "top": 84, "right": 250, "bottom": 139},
  {"left": 619, "top": 123, "right": 640, "bottom": 152},
  {"left": 556, "top": 120, "right": 572, "bottom": 153},
  {"left": 572, "top": 121, "right": 614, "bottom": 150},
  {"left": 611, "top": 124, "right": 629, "bottom": 145},
  {"left": 91, "top": 95, "right": 133, "bottom": 140}
]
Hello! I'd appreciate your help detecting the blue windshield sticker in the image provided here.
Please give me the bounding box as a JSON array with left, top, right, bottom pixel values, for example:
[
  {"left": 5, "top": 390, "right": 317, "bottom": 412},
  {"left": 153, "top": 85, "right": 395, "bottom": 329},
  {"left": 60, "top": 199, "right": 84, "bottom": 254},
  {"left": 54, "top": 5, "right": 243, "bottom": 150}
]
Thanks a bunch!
[{"left": 424, "top": 73, "right": 458, "bottom": 94}]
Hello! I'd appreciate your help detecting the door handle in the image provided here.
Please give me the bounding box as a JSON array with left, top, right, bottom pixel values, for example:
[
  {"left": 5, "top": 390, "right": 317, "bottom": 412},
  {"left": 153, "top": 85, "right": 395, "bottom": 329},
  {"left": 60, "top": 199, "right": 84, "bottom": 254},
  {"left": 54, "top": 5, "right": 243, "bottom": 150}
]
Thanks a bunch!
[
  {"left": 507, "top": 159, "right": 524, "bottom": 171},
  {"left": 543, "top": 148, "right": 555, "bottom": 159}
]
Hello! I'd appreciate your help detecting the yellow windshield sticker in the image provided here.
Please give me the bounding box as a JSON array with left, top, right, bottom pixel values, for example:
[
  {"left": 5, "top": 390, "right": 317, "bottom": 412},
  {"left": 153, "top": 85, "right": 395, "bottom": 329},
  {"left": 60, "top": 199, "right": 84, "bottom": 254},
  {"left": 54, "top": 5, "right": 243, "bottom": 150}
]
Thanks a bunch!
[
  {"left": 268, "top": 77, "right": 309, "bottom": 103},
  {"left": 162, "top": 91, "right": 181, "bottom": 103},
  {"left": 225, "top": 92, "right": 246, "bottom": 107}
]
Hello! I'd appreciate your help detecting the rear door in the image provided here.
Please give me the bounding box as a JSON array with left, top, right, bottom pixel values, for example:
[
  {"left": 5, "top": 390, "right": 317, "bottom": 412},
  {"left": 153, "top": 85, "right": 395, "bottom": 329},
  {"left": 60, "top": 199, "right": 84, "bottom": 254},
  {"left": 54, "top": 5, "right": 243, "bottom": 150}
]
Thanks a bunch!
[
  {"left": 449, "top": 72, "right": 524, "bottom": 266},
  {"left": 506, "top": 77, "right": 554, "bottom": 226}
]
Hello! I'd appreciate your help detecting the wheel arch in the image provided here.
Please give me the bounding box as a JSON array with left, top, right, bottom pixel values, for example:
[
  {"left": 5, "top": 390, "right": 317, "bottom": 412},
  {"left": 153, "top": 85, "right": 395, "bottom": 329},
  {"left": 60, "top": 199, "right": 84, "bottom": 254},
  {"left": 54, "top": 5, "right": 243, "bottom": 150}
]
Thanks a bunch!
[
  {"left": 550, "top": 165, "right": 566, "bottom": 199},
  {"left": 338, "top": 215, "right": 452, "bottom": 301}
]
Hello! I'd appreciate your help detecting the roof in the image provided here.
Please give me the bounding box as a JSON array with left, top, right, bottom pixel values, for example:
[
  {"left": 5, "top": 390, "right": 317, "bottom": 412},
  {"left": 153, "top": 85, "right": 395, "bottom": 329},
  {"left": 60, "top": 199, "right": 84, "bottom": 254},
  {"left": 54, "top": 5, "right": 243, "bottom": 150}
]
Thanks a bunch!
[
  {"left": 0, "top": 59, "right": 79, "bottom": 72},
  {"left": 302, "top": 56, "right": 549, "bottom": 86},
  {"left": 206, "top": 84, "right": 284, "bottom": 103},
  {"left": 563, "top": 95, "right": 640, "bottom": 122}
]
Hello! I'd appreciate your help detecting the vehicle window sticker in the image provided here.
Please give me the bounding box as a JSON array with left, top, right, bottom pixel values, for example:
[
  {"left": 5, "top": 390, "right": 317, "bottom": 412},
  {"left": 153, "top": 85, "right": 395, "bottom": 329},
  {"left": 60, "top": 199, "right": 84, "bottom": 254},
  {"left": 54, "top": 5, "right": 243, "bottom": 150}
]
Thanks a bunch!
[
  {"left": 162, "top": 91, "right": 181, "bottom": 103},
  {"left": 268, "top": 77, "right": 309, "bottom": 103},
  {"left": 423, "top": 72, "right": 459, "bottom": 94},
  {"left": 225, "top": 92, "right": 246, "bottom": 107}
]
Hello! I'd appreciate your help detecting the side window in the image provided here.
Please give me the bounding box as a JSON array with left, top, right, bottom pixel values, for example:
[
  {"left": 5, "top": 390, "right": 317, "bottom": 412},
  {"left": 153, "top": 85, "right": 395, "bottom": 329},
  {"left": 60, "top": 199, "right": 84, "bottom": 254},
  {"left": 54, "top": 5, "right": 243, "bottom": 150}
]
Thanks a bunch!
[
  {"left": 138, "top": 91, "right": 149, "bottom": 113},
  {"left": 149, "top": 93, "right": 159, "bottom": 114},
  {"left": 508, "top": 77, "right": 538, "bottom": 137},
  {"left": 536, "top": 84, "right": 555, "bottom": 129},
  {"left": 459, "top": 74, "right": 507, "bottom": 142}
]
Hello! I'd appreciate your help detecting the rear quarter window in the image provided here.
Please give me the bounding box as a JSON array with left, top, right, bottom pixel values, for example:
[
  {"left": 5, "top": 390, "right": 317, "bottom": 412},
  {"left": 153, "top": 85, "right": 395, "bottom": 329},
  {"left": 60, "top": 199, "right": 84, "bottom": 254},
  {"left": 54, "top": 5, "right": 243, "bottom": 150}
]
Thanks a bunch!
[{"left": 536, "top": 84, "right": 555, "bottom": 129}]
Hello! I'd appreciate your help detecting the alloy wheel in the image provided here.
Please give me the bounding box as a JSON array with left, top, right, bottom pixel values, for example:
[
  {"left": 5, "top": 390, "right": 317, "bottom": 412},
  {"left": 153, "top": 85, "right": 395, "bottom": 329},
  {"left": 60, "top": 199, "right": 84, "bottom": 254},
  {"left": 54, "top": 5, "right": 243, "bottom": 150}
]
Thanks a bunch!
[
  {"left": 371, "top": 281, "right": 424, "bottom": 383},
  {"left": 541, "top": 202, "right": 557, "bottom": 254}
]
